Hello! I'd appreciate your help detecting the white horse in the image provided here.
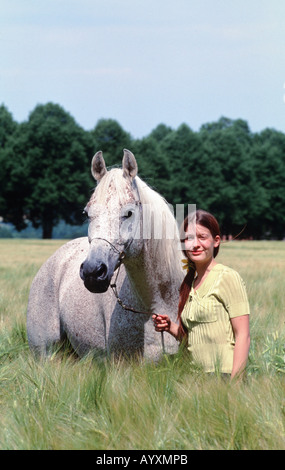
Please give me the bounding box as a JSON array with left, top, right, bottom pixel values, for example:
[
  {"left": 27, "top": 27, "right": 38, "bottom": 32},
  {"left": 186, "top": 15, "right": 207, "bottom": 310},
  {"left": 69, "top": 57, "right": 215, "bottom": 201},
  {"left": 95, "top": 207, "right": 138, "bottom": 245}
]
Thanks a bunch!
[{"left": 27, "top": 150, "right": 184, "bottom": 360}]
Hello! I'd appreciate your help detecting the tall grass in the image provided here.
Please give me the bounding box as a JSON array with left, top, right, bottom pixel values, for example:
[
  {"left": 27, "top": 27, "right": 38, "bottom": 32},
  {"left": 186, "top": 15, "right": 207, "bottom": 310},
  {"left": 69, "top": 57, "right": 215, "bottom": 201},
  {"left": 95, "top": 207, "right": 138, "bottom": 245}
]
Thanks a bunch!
[{"left": 0, "top": 239, "right": 285, "bottom": 450}]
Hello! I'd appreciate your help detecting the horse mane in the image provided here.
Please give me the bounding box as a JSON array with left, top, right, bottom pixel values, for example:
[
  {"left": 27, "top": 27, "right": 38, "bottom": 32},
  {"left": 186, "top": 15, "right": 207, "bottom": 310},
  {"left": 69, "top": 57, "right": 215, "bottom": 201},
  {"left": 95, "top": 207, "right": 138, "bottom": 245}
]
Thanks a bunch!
[{"left": 134, "top": 176, "right": 184, "bottom": 281}]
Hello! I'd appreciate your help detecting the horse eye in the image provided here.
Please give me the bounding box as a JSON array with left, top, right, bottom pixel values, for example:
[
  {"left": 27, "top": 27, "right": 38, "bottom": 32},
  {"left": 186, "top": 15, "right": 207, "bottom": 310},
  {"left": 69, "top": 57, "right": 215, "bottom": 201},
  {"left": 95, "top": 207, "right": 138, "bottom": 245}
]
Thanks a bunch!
[
  {"left": 123, "top": 210, "right": 133, "bottom": 220},
  {"left": 82, "top": 209, "right": 89, "bottom": 220}
]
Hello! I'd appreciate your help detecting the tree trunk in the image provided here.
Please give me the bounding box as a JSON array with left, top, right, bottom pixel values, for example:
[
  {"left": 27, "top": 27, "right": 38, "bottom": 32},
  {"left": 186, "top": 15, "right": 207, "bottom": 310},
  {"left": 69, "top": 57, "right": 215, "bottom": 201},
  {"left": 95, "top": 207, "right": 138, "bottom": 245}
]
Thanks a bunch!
[{"left": 42, "top": 218, "right": 53, "bottom": 239}]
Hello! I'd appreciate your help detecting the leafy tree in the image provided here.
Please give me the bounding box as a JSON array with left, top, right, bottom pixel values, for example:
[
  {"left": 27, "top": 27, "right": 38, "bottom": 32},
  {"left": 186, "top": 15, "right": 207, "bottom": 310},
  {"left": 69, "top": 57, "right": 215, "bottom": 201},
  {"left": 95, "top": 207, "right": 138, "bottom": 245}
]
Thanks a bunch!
[
  {"left": 0, "top": 104, "right": 18, "bottom": 148},
  {"left": 200, "top": 116, "right": 235, "bottom": 133},
  {"left": 91, "top": 119, "right": 132, "bottom": 166},
  {"left": 199, "top": 119, "right": 268, "bottom": 237},
  {"left": 132, "top": 136, "right": 171, "bottom": 196},
  {"left": 1, "top": 103, "right": 94, "bottom": 238},
  {"left": 159, "top": 123, "right": 204, "bottom": 206},
  {"left": 0, "top": 105, "right": 19, "bottom": 222},
  {"left": 2, "top": 102, "right": 285, "bottom": 240},
  {"left": 251, "top": 129, "right": 285, "bottom": 238},
  {"left": 149, "top": 123, "right": 173, "bottom": 142}
]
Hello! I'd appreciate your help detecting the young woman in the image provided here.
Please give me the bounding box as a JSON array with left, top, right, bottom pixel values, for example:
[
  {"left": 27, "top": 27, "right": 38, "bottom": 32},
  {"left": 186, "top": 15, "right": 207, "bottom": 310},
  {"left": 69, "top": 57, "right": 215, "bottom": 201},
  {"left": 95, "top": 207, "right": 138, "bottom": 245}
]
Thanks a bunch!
[{"left": 153, "top": 209, "right": 250, "bottom": 379}]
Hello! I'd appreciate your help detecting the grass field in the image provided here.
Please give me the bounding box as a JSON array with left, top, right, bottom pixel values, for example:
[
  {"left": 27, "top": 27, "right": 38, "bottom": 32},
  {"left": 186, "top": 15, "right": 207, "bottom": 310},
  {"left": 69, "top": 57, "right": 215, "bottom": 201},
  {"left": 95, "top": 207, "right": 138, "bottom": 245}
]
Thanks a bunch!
[{"left": 0, "top": 239, "right": 285, "bottom": 450}]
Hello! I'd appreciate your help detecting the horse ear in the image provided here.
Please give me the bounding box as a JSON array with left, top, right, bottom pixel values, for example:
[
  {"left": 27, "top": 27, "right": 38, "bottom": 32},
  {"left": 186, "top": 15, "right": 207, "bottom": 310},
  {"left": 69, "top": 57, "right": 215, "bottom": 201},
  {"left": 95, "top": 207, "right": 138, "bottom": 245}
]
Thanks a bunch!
[
  {"left": 122, "top": 149, "right": 138, "bottom": 180},
  {"left": 91, "top": 151, "right": 107, "bottom": 181}
]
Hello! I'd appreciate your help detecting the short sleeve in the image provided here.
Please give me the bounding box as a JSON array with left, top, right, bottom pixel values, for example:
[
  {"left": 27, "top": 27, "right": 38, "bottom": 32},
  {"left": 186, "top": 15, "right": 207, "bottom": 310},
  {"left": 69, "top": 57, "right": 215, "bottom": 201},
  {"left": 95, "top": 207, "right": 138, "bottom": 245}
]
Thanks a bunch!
[{"left": 218, "top": 269, "right": 250, "bottom": 319}]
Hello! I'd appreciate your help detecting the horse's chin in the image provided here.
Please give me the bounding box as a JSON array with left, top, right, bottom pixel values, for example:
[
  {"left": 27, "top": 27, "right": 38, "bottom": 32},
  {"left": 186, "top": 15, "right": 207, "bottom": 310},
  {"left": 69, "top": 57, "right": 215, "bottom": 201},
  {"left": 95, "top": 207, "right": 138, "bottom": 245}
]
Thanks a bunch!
[{"left": 83, "top": 278, "right": 110, "bottom": 294}]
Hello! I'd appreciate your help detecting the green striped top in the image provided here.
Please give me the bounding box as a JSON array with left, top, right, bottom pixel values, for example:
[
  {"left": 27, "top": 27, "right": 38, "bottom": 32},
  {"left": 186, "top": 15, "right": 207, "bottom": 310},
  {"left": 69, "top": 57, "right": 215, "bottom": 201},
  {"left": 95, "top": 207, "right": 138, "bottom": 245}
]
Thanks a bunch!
[{"left": 181, "top": 263, "right": 250, "bottom": 373}]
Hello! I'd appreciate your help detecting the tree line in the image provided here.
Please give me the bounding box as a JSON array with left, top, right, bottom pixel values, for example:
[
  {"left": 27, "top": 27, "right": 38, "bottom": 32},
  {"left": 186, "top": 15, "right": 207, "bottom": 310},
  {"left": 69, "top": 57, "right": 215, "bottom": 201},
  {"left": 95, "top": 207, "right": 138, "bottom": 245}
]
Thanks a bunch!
[{"left": 0, "top": 102, "right": 284, "bottom": 239}]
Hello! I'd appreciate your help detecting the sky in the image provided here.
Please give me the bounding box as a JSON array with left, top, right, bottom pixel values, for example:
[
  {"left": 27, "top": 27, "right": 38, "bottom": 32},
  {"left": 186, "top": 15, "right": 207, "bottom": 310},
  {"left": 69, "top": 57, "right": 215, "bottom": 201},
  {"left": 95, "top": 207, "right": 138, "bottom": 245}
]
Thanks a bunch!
[{"left": 1, "top": 0, "right": 285, "bottom": 138}]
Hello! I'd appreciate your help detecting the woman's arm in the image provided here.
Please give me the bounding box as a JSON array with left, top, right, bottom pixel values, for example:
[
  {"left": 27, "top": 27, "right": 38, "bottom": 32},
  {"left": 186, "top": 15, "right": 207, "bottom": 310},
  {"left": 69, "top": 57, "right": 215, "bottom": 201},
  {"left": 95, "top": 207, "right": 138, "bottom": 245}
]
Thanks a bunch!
[{"left": 230, "top": 315, "right": 250, "bottom": 380}]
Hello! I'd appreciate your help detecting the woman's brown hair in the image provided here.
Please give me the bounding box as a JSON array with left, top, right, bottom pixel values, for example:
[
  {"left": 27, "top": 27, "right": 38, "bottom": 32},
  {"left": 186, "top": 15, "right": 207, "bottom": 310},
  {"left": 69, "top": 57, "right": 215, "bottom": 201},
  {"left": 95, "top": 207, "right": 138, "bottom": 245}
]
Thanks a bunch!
[{"left": 177, "top": 209, "right": 221, "bottom": 336}]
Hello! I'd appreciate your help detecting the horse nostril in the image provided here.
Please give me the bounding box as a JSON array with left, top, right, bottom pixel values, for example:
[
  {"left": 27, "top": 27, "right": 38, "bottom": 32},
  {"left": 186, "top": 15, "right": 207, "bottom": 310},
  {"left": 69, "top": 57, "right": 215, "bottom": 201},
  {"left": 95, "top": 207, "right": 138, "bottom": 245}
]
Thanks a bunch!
[
  {"left": 96, "top": 263, "right": 107, "bottom": 279},
  {"left": 82, "top": 262, "right": 107, "bottom": 280}
]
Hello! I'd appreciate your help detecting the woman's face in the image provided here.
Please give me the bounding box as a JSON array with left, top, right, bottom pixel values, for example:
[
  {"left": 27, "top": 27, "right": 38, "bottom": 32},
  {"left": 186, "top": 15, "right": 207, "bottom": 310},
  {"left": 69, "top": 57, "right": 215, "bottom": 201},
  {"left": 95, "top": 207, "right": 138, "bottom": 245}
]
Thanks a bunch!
[{"left": 184, "top": 223, "right": 220, "bottom": 265}]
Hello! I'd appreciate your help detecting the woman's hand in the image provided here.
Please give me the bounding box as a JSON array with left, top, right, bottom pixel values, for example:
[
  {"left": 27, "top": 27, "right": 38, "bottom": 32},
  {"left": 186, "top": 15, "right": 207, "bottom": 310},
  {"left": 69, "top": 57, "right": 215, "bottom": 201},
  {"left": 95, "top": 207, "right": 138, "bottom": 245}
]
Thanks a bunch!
[
  {"left": 152, "top": 314, "right": 171, "bottom": 332},
  {"left": 152, "top": 314, "right": 183, "bottom": 341}
]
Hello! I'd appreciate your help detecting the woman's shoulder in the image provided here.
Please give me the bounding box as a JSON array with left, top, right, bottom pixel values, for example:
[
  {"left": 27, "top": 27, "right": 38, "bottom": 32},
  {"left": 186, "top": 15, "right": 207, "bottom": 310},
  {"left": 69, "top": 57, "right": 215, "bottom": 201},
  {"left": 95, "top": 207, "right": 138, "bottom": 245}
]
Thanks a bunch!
[
  {"left": 212, "top": 264, "right": 249, "bottom": 315},
  {"left": 213, "top": 263, "right": 237, "bottom": 274},
  {"left": 213, "top": 263, "right": 245, "bottom": 284}
]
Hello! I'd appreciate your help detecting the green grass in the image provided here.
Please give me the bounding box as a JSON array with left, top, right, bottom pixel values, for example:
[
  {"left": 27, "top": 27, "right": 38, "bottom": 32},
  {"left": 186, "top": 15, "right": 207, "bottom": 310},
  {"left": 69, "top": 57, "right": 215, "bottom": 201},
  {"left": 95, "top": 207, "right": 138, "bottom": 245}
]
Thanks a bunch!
[{"left": 0, "top": 239, "right": 285, "bottom": 450}]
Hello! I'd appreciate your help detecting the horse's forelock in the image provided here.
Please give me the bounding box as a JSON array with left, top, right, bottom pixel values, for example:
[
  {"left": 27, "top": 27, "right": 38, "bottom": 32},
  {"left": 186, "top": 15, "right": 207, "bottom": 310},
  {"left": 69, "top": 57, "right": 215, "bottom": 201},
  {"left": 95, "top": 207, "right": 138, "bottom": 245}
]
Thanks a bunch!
[{"left": 90, "top": 168, "right": 135, "bottom": 206}]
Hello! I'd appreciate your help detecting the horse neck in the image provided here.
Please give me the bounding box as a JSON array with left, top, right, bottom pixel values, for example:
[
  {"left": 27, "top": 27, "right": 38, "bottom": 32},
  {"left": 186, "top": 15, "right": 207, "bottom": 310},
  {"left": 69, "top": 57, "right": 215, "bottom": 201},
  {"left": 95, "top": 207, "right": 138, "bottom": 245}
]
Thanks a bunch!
[
  {"left": 123, "top": 237, "right": 184, "bottom": 316},
  {"left": 123, "top": 178, "right": 184, "bottom": 315}
]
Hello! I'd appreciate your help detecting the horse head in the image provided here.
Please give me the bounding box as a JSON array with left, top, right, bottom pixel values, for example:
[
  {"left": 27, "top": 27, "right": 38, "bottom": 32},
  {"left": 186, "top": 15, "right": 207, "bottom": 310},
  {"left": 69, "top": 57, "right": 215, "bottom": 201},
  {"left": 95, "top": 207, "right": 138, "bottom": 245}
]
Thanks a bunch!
[{"left": 80, "top": 149, "right": 143, "bottom": 293}]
